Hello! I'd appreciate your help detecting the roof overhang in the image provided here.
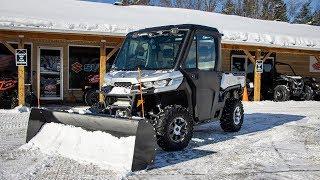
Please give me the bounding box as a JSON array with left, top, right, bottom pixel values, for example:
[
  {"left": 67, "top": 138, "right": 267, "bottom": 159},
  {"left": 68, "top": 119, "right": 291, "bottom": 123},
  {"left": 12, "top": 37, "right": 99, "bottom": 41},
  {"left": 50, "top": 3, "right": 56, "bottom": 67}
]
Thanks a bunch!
[{"left": 0, "top": 27, "right": 319, "bottom": 55}]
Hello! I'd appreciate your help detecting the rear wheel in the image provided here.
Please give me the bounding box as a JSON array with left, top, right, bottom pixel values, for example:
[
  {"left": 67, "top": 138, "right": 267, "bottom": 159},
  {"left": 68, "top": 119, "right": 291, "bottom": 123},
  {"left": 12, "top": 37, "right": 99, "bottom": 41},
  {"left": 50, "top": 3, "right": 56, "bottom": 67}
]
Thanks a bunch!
[
  {"left": 220, "top": 99, "right": 244, "bottom": 132},
  {"left": 301, "top": 85, "right": 314, "bottom": 101},
  {"left": 155, "top": 105, "right": 193, "bottom": 151},
  {"left": 274, "top": 85, "right": 290, "bottom": 102}
]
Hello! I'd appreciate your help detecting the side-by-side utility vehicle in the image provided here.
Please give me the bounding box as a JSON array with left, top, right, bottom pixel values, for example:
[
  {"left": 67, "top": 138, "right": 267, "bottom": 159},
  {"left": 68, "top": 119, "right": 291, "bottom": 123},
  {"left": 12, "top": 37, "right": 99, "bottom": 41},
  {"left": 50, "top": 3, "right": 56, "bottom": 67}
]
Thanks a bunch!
[{"left": 27, "top": 24, "right": 245, "bottom": 171}]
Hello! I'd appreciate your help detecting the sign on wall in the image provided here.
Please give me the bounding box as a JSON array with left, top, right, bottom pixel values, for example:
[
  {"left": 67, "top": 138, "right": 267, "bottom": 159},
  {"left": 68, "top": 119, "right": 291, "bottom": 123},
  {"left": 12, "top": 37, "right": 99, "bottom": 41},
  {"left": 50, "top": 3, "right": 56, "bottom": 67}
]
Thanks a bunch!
[
  {"left": 255, "top": 60, "right": 263, "bottom": 73},
  {"left": 310, "top": 56, "right": 320, "bottom": 72},
  {"left": 15, "top": 49, "right": 27, "bottom": 66}
]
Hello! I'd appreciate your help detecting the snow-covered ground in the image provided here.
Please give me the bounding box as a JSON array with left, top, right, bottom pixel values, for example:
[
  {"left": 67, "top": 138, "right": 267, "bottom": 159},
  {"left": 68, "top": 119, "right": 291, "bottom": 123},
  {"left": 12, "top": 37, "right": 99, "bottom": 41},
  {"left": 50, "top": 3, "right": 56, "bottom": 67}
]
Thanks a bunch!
[{"left": 0, "top": 101, "right": 320, "bottom": 179}]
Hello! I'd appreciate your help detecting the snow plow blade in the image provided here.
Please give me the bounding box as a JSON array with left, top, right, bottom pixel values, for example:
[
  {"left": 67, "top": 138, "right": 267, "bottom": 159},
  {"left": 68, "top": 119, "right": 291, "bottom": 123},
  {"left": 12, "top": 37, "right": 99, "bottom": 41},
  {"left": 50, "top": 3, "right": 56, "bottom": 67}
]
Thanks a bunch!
[{"left": 26, "top": 108, "right": 157, "bottom": 171}]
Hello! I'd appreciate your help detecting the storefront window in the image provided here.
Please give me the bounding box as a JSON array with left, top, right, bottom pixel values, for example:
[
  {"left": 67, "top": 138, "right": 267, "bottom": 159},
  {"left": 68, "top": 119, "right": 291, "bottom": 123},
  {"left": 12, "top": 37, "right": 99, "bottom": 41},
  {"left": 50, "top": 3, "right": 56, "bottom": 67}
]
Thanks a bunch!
[
  {"left": 68, "top": 46, "right": 117, "bottom": 89},
  {"left": 0, "top": 43, "right": 32, "bottom": 83},
  {"left": 0, "top": 44, "right": 16, "bottom": 78},
  {"left": 69, "top": 46, "right": 99, "bottom": 89},
  {"left": 39, "top": 49, "right": 62, "bottom": 98},
  {"left": 232, "top": 57, "right": 246, "bottom": 72}
]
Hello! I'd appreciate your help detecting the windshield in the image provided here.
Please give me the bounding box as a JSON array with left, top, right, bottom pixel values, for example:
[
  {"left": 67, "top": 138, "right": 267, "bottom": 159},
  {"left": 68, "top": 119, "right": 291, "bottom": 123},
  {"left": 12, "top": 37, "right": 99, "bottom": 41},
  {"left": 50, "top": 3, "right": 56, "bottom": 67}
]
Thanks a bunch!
[{"left": 113, "top": 30, "right": 188, "bottom": 70}]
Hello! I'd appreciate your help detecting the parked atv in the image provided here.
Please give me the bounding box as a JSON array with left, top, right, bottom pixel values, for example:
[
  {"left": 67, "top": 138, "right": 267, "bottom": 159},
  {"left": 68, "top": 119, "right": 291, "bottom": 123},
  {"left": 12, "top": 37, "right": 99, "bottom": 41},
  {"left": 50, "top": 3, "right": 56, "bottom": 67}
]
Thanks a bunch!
[
  {"left": 302, "top": 77, "right": 320, "bottom": 100},
  {"left": 271, "top": 62, "right": 304, "bottom": 101}
]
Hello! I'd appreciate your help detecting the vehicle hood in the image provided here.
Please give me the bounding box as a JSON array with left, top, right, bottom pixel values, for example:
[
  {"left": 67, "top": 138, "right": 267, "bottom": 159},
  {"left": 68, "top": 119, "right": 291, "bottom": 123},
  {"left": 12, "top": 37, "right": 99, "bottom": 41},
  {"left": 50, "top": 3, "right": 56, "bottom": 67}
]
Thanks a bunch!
[{"left": 104, "top": 70, "right": 183, "bottom": 85}]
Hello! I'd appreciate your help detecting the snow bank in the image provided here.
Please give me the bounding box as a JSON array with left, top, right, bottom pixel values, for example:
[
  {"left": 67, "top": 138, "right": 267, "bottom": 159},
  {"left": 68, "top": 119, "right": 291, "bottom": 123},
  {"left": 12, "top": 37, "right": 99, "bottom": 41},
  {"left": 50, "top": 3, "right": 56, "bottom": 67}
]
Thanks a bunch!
[
  {"left": 21, "top": 122, "right": 136, "bottom": 174},
  {"left": 0, "top": 105, "right": 30, "bottom": 113},
  {"left": 0, "top": 0, "right": 320, "bottom": 51}
]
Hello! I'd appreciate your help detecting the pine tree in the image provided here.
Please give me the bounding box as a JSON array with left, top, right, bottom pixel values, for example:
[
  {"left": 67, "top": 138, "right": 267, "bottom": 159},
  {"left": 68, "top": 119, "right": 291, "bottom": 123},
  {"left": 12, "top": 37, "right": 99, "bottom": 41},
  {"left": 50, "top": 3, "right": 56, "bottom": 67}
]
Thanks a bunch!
[
  {"left": 235, "top": 0, "right": 243, "bottom": 16},
  {"left": 287, "top": 0, "right": 300, "bottom": 22},
  {"left": 273, "top": 0, "right": 288, "bottom": 22},
  {"left": 159, "top": 0, "right": 172, "bottom": 7},
  {"left": 242, "top": 0, "right": 258, "bottom": 18},
  {"left": 312, "top": 10, "right": 320, "bottom": 26},
  {"left": 121, "top": 0, "right": 150, "bottom": 5},
  {"left": 261, "top": 0, "right": 272, "bottom": 20},
  {"left": 293, "top": 1, "right": 313, "bottom": 24},
  {"left": 222, "top": 0, "right": 236, "bottom": 15}
]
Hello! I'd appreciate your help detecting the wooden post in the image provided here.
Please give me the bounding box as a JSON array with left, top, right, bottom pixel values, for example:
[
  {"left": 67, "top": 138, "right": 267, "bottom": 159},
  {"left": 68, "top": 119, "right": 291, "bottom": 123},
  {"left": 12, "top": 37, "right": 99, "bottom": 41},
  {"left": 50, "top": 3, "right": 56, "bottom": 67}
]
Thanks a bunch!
[
  {"left": 99, "top": 40, "right": 106, "bottom": 102},
  {"left": 262, "top": 52, "right": 272, "bottom": 62},
  {"left": 17, "top": 36, "right": 25, "bottom": 106},
  {"left": 243, "top": 50, "right": 255, "bottom": 63},
  {"left": 253, "top": 49, "right": 262, "bottom": 101},
  {"left": 106, "top": 43, "right": 122, "bottom": 61}
]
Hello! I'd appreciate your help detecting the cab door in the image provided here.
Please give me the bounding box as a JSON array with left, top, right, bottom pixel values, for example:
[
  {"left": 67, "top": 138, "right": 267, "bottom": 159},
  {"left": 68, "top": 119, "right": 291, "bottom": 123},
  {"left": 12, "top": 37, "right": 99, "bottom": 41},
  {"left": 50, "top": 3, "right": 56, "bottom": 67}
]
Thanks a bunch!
[{"left": 182, "top": 31, "right": 221, "bottom": 121}]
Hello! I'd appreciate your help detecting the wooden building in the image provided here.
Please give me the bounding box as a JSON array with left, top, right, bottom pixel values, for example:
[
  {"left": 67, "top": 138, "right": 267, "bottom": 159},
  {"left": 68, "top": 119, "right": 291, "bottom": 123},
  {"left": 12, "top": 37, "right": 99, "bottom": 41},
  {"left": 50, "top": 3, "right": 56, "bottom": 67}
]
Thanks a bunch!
[{"left": 1, "top": 0, "right": 319, "bottom": 105}]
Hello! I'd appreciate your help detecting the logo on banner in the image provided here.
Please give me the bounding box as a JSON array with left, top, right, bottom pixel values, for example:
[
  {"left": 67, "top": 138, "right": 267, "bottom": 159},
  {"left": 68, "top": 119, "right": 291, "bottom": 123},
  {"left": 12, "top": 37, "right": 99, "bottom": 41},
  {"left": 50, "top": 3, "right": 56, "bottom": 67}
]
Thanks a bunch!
[
  {"left": 71, "top": 62, "right": 83, "bottom": 73},
  {"left": 310, "top": 56, "right": 320, "bottom": 72},
  {"left": 71, "top": 62, "right": 99, "bottom": 73}
]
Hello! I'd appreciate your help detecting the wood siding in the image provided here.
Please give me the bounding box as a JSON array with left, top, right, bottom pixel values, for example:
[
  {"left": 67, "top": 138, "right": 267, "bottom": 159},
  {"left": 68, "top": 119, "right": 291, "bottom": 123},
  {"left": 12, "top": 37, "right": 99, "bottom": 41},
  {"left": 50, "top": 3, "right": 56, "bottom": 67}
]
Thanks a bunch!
[
  {"left": 221, "top": 49, "right": 231, "bottom": 71},
  {"left": 276, "top": 53, "right": 320, "bottom": 78}
]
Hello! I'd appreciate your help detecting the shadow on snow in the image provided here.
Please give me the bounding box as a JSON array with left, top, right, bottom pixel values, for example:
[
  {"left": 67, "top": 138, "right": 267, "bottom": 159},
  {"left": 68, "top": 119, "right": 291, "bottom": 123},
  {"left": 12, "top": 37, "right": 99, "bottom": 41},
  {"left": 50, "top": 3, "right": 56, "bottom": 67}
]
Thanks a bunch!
[{"left": 150, "top": 113, "right": 305, "bottom": 169}]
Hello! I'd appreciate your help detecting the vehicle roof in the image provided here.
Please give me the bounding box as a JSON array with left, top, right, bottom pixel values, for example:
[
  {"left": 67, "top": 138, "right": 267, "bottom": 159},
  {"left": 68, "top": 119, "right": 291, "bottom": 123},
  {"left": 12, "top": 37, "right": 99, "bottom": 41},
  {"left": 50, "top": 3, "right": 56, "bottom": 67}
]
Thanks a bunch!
[{"left": 128, "top": 24, "right": 220, "bottom": 35}]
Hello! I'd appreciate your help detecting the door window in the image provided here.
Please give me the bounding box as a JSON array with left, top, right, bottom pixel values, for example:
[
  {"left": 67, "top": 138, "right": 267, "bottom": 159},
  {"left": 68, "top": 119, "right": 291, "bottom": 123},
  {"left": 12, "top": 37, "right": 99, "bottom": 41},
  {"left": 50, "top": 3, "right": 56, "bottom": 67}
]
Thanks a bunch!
[
  {"left": 184, "top": 37, "right": 197, "bottom": 69},
  {"left": 197, "top": 34, "right": 216, "bottom": 70},
  {"left": 183, "top": 34, "right": 217, "bottom": 70},
  {"left": 232, "top": 57, "right": 246, "bottom": 72},
  {"left": 39, "top": 48, "right": 62, "bottom": 99}
]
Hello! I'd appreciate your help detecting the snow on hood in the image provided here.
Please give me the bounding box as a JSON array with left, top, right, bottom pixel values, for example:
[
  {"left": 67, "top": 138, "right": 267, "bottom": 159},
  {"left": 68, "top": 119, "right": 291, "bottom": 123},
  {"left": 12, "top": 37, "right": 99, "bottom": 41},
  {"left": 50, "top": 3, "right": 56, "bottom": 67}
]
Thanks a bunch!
[
  {"left": 1, "top": 0, "right": 320, "bottom": 51},
  {"left": 286, "top": 76, "right": 303, "bottom": 79}
]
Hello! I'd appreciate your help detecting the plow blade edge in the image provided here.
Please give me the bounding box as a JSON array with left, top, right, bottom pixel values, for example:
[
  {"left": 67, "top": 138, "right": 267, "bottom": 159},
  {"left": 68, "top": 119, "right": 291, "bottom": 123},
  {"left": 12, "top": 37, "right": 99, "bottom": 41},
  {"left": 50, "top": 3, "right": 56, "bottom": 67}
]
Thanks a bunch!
[{"left": 26, "top": 108, "right": 157, "bottom": 171}]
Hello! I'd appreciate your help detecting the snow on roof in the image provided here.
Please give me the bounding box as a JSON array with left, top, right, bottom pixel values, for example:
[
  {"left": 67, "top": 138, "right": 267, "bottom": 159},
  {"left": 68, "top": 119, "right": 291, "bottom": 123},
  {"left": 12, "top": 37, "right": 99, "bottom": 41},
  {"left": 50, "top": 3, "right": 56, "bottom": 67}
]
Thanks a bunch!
[{"left": 1, "top": 0, "right": 320, "bottom": 51}]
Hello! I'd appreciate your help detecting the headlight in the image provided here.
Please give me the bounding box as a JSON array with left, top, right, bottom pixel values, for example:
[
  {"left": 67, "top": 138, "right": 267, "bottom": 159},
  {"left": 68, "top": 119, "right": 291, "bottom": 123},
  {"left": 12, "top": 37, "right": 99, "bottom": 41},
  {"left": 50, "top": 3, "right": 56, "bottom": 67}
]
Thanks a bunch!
[
  {"left": 153, "top": 79, "right": 169, "bottom": 88},
  {"left": 143, "top": 81, "right": 153, "bottom": 88},
  {"left": 143, "top": 79, "right": 170, "bottom": 88}
]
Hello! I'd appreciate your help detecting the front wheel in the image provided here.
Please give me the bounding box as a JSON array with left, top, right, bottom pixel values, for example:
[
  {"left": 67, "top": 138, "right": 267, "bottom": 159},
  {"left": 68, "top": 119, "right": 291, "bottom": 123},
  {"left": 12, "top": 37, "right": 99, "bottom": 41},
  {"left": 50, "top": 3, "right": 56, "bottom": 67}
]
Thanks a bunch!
[
  {"left": 220, "top": 99, "right": 244, "bottom": 132},
  {"left": 274, "top": 85, "right": 290, "bottom": 102},
  {"left": 155, "top": 105, "right": 194, "bottom": 151},
  {"left": 84, "top": 88, "right": 99, "bottom": 106}
]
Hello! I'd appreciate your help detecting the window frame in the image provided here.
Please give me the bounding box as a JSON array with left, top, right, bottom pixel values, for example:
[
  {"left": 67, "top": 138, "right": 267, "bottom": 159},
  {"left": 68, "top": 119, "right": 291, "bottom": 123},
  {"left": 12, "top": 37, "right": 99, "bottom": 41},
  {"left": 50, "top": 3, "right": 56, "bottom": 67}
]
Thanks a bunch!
[
  {"left": 68, "top": 45, "right": 99, "bottom": 90},
  {"left": 67, "top": 44, "right": 116, "bottom": 90},
  {"left": 230, "top": 54, "right": 275, "bottom": 73},
  {"left": 182, "top": 30, "right": 219, "bottom": 71},
  {"left": 37, "top": 46, "right": 64, "bottom": 100}
]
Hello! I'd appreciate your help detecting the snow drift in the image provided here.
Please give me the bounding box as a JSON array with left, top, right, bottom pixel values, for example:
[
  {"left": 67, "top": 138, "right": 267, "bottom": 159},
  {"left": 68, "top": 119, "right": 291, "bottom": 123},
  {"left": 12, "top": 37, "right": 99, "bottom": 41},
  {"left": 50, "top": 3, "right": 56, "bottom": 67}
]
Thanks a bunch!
[
  {"left": 0, "top": 0, "right": 320, "bottom": 51},
  {"left": 21, "top": 122, "right": 136, "bottom": 173}
]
